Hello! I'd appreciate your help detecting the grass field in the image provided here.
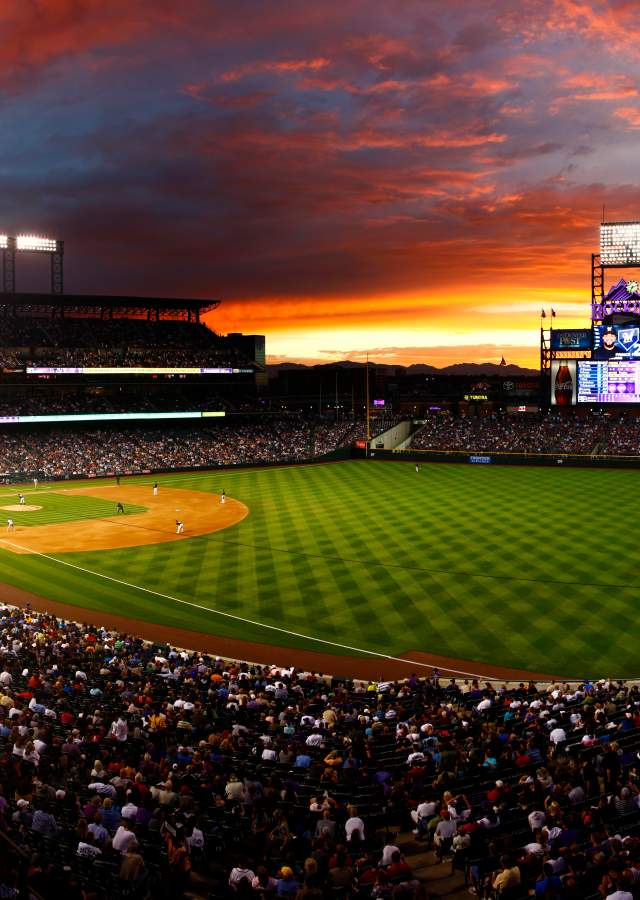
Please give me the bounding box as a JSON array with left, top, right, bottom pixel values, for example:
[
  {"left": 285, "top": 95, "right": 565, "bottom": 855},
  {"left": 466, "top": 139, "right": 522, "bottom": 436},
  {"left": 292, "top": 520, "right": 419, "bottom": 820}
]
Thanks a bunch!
[
  {"left": 0, "top": 460, "right": 636, "bottom": 677},
  {"left": 0, "top": 491, "right": 146, "bottom": 525}
]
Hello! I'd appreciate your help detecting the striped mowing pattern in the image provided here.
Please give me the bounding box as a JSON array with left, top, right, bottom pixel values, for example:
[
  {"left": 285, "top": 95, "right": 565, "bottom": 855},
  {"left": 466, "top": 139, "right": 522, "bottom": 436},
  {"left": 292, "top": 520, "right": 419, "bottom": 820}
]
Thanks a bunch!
[{"left": 0, "top": 461, "right": 636, "bottom": 676}]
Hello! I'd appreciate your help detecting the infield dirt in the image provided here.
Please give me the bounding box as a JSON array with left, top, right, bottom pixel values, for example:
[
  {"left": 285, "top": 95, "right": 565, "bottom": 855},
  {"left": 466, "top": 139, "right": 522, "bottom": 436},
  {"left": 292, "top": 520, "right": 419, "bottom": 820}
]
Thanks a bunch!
[{"left": 1, "top": 485, "right": 248, "bottom": 554}]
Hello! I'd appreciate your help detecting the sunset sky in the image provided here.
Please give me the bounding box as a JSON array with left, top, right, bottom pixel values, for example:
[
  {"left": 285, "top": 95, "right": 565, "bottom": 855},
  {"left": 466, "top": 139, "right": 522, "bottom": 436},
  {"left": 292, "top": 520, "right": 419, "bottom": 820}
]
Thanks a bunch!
[{"left": 2, "top": 0, "right": 640, "bottom": 367}]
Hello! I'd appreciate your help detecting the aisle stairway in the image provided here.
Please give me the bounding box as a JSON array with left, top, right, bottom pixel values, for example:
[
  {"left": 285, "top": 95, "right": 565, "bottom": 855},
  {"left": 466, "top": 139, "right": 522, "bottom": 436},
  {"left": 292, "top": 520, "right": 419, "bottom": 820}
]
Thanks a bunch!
[{"left": 396, "top": 830, "right": 471, "bottom": 899}]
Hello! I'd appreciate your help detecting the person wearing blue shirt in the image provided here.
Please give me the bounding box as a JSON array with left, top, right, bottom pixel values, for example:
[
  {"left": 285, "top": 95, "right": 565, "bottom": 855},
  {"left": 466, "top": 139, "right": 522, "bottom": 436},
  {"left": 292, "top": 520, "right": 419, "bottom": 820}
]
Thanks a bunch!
[{"left": 535, "top": 863, "right": 563, "bottom": 898}]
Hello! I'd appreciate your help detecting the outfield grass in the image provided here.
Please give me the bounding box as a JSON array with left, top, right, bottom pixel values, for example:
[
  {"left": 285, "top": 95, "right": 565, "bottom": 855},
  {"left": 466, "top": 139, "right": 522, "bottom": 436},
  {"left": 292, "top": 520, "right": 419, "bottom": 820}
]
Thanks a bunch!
[
  {"left": 0, "top": 460, "right": 637, "bottom": 676},
  {"left": 0, "top": 491, "right": 146, "bottom": 525}
]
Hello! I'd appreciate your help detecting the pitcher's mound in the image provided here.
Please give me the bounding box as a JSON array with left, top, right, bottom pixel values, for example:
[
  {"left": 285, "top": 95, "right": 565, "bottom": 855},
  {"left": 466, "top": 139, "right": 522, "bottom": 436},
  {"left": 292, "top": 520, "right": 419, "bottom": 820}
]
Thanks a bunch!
[{"left": 1, "top": 504, "right": 42, "bottom": 512}]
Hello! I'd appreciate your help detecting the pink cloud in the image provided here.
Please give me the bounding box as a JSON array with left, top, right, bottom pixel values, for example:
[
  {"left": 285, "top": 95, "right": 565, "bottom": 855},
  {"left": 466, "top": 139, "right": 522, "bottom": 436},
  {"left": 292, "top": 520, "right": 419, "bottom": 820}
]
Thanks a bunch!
[{"left": 218, "top": 56, "right": 330, "bottom": 83}]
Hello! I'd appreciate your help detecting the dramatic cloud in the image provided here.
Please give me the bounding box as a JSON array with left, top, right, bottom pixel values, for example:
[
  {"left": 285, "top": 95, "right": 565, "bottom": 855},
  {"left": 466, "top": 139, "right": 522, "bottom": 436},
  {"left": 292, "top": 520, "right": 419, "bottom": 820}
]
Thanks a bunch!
[{"left": 0, "top": 0, "right": 638, "bottom": 365}]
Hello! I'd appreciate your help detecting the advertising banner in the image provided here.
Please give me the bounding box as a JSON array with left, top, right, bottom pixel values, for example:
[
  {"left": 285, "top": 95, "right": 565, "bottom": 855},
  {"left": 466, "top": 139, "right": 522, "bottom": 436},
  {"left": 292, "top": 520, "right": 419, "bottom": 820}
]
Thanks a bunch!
[
  {"left": 550, "top": 329, "right": 592, "bottom": 351},
  {"left": 550, "top": 360, "right": 577, "bottom": 406}
]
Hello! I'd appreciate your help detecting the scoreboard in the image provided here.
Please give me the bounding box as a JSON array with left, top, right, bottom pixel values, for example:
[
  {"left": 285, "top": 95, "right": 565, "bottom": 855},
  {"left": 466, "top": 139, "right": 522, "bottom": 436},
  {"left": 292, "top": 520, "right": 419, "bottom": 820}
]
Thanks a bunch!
[{"left": 577, "top": 360, "right": 640, "bottom": 403}]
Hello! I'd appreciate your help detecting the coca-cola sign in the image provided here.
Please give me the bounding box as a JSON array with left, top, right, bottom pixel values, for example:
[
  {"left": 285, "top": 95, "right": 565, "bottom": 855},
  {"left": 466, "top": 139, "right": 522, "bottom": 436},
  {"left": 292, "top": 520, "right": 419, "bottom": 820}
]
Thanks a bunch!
[{"left": 550, "top": 359, "right": 577, "bottom": 406}]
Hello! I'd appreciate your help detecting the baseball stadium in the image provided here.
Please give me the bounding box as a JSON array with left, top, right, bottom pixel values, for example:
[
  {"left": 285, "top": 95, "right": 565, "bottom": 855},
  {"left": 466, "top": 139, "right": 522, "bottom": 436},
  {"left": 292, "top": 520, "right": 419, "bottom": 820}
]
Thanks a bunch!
[{"left": 3, "top": 225, "right": 640, "bottom": 899}]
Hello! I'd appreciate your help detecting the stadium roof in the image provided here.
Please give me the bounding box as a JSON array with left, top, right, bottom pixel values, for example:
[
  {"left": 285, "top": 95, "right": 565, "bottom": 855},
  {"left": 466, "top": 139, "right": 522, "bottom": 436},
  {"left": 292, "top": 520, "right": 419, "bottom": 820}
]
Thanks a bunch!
[{"left": 0, "top": 291, "right": 219, "bottom": 317}]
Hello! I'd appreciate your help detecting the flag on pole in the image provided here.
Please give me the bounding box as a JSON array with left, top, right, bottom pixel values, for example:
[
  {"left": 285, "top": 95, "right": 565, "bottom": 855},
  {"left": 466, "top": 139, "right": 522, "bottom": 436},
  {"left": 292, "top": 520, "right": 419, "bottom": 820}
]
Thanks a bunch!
[
  {"left": 541, "top": 309, "right": 546, "bottom": 318},
  {"left": 551, "top": 308, "right": 556, "bottom": 318}
]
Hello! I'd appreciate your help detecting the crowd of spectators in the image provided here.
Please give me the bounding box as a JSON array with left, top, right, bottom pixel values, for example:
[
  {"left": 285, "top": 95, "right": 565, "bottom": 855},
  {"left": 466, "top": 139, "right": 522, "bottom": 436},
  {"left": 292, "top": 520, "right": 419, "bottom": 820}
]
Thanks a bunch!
[
  {"left": 410, "top": 412, "right": 640, "bottom": 456},
  {"left": 0, "top": 318, "right": 254, "bottom": 370},
  {"left": 0, "top": 415, "right": 379, "bottom": 479},
  {"left": 1, "top": 602, "right": 640, "bottom": 900},
  {"left": 0, "top": 390, "right": 237, "bottom": 418}
]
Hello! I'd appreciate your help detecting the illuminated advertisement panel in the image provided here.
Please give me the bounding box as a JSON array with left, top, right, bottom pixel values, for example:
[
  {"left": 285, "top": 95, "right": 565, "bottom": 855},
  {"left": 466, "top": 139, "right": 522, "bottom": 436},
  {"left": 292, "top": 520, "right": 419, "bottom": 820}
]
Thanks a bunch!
[
  {"left": 578, "top": 359, "right": 640, "bottom": 403},
  {"left": 550, "top": 329, "right": 592, "bottom": 351},
  {"left": 550, "top": 360, "right": 577, "bottom": 406},
  {"left": 0, "top": 411, "right": 225, "bottom": 424}
]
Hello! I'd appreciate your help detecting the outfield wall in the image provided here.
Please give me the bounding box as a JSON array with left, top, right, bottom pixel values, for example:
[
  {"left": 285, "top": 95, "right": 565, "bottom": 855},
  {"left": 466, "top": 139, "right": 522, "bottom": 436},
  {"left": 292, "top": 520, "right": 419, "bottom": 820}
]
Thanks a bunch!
[{"left": 360, "top": 447, "right": 640, "bottom": 468}]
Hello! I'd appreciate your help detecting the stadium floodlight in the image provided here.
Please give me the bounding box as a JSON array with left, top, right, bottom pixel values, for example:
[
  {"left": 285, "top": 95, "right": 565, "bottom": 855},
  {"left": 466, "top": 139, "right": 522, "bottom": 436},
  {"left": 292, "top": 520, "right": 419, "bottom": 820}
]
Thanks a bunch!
[
  {"left": 0, "top": 235, "right": 8, "bottom": 249},
  {"left": 600, "top": 222, "right": 640, "bottom": 266},
  {"left": 16, "top": 234, "right": 59, "bottom": 252}
]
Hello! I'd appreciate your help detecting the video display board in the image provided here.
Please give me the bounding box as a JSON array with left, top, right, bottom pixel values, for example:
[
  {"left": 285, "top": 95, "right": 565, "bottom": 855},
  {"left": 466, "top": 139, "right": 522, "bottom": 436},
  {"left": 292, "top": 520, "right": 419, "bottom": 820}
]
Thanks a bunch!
[
  {"left": 593, "top": 324, "right": 640, "bottom": 359},
  {"left": 577, "top": 359, "right": 640, "bottom": 403}
]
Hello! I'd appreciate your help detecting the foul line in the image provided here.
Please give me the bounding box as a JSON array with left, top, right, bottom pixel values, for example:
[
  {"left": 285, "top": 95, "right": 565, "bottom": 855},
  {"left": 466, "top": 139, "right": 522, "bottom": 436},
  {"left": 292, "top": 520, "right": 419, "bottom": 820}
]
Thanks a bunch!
[{"left": 0, "top": 536, "right": 493, "bottom": 680}]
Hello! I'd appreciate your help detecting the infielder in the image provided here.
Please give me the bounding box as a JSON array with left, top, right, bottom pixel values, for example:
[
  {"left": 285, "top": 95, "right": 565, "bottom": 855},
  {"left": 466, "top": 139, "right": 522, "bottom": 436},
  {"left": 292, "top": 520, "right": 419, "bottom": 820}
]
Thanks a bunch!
[
  {"left": 18, "top": 493, "right": 25, "bottom": 505},
  {"left": 7, "top": 518, "right": 13, "bottom": 531},
  {"left": 175, "top": 519, "right": 184, "bottom": 534}
]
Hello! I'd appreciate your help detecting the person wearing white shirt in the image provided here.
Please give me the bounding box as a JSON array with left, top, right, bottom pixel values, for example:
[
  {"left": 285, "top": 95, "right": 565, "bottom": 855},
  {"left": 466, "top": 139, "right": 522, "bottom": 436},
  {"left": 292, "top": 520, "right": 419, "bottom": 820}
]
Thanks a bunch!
[
  {"left": 549, "top": 727, "right": 566, "bottom": 744},
  {"left": 88, "top": 782, "right": 117, "bottom": 798},
  {"left": 188, "top": 826, "right": 204, "bottom": 850},
  {"left": 477, "top": 698, "right": 492, "bottom": 712},
  {"left": 528, "top": 810, "right": 545, "bottom": 831},
  {"left": 113, "top": 822, "right": 137, "bottom": 854},
  {"left": 381, "top": 841, "right": 401, "bottom": 865},
  {"left": 261, "top": 748, "right": 277, "bottom": 762},
  {"left": 77, "top": 841, "right": 102, "bottom": 859},
  {"left": 411, "top": 799, "right": 438, "bottom": 829},
  {"left": 345, "top": 806, "right": 365, "bottom": 841},
  {"left": 110, "top": 717, "right": 128, "bottom": 742},
  {"left": 121, "top": 801, "right": 138, "bottom": 820}
]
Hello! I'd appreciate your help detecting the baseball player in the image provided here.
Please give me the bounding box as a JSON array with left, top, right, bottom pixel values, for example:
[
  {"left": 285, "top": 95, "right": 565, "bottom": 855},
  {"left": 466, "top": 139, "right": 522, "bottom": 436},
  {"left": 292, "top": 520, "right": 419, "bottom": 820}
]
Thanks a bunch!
[
  {"left": 220, "top": 489, "right": 225, "bottom": 504},
  {"left": 33, "top": 477, "right": 38, "bottom": 490},
  {"left": 153, "top": 481, "right": 158, "bottom": 496},
  {"left": 175, "top": 519, "right": 184, "bottom": 534},
  {"left": 18, "top": 493, "right": 25, "bottom": 505},
  {"left": 116, "top": 502, "right": 125, "bottom": 515},
  {"left": 7, "top": 518, "right": 14, "bottom": 531}
]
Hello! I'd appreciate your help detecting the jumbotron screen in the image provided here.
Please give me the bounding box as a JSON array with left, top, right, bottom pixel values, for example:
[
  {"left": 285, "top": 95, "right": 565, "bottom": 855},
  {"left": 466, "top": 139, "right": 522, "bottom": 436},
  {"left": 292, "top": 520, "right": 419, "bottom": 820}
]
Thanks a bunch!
[
  {"left": 577, "top": 359, "right": 640, "bottom": 403},
  {"left": 593, "top": 324, "right": 640, "bottom": 359}
]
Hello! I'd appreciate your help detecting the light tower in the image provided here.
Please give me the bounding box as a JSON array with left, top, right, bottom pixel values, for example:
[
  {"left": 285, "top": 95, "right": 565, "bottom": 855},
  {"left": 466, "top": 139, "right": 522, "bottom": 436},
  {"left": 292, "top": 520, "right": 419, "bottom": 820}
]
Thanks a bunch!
[{"left": 0, "top": 233, "right": 64, "bottom": 294}]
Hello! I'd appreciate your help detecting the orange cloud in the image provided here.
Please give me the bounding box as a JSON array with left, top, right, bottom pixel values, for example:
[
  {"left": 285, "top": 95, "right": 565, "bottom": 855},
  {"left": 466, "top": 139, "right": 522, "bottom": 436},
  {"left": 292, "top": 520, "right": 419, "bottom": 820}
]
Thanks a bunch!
[{"left": 613, "top": 106, "right": 640, "bottom": 128}]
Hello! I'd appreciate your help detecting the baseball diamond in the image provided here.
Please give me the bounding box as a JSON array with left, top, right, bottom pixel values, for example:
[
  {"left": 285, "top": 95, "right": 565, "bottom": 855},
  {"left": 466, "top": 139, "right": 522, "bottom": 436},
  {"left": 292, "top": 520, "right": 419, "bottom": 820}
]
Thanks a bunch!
[{"left": 0, "top": 459, "right": 637, "bottom": 678}]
